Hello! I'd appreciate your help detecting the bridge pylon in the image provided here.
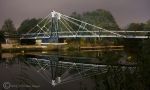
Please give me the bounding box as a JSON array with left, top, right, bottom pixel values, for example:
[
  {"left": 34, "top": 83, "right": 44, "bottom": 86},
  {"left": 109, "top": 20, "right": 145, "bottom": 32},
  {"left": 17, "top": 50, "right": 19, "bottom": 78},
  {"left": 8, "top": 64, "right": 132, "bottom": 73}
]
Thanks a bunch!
[{"left": 42, "top": 11, "right": 61, "bottom": 43}]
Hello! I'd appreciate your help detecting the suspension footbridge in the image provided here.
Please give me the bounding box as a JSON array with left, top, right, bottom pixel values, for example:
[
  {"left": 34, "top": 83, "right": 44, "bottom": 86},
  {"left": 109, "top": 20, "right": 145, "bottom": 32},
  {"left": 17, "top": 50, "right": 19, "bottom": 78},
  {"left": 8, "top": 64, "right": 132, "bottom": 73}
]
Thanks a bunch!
[{"left": 21, "top": 10, "right": 150, "bottom": 44}]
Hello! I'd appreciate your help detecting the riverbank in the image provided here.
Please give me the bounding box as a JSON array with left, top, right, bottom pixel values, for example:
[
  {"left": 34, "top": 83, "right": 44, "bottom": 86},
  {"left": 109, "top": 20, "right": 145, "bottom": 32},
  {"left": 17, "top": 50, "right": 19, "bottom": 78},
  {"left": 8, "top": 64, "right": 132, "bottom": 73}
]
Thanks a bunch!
[
  {"left": 1, "top": 44, "right": 65, "bottom": 52},
  {"left": 80, "top": 46, "right": 124, "bottom": 51},
  {"left": 1, "top": 43, "right": 124, "bottom": 53}
]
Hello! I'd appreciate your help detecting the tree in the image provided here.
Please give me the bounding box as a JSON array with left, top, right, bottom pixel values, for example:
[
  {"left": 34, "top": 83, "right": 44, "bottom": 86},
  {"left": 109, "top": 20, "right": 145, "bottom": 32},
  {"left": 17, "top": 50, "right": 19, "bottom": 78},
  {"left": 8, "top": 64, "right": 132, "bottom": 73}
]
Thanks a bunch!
[
  {"left": 82, "top": 9, "right": 119, "bottom": 30},
  {"left": 18, "top": 18, "right": 40, "bottom": 34},
  {"left": 82, "top": 9, "right": 120, "bottom": 45},
  {"left": 0, "top": 31, "right": 5, "bottom": 51},
  {"left": 0, "top": 31, "right": 5, "bottom": 43},
  {"left": 140, "top": 20, "right": 150, "bottom": 88},
  {"left": 1, "top": 19, "right": 16, "bottom": 34},
  {"left": 68, "top": 9, "right": 120, "bottom": 45},
  {"left": 144, "top": 20, "right": 150, "bottom": 37},
  {"left": 71, "top": 12, "right": 82, "bottom": 20},
  {"left": 123, "top": 23, "right": 144, "bottom": 52},
  {"left": 140, "top": 38, "right": 150, "bottom": 89},
  {"left": 127, "top": 23, "right": 144, "bottom": 31},
  {"left": 144, "top": 20, "right": 150, "bottom": 31}
]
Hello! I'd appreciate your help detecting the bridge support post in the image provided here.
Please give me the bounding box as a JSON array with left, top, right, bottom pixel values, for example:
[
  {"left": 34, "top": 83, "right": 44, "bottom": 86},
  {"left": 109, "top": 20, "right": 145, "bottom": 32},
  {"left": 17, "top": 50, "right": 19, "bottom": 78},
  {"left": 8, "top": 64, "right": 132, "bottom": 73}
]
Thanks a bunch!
[
  {"left": 52, "top": 80, "right": 56, "bottom": 86},
  {"left": 57, "top": 77, "right": 61, "bottom": 83},
  {"left": 48, "top": 11, "right": 61, "bottom": 43}
]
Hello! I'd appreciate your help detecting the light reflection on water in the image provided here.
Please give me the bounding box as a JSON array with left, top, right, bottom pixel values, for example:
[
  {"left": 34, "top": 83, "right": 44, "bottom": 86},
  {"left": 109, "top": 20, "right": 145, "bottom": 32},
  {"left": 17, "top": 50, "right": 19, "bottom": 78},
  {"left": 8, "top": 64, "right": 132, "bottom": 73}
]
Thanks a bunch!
[{"left": 0, "top": 51, "right": 140, "bottom": 90}]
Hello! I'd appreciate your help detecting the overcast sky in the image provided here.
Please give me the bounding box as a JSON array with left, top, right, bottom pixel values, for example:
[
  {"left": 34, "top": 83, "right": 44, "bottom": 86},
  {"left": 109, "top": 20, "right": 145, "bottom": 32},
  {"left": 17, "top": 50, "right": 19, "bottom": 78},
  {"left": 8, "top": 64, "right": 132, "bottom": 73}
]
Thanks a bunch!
[{"left": 0, "top": 0, "right": 150, "bottom": 28}]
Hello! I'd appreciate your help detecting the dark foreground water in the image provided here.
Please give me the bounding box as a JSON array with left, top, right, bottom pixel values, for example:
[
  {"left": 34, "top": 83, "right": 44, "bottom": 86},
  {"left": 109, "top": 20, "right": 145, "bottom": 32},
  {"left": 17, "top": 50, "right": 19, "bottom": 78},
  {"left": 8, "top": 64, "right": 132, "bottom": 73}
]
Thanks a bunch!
[{"left": 0, "top": 51, "right": 149, "bottom": 90}]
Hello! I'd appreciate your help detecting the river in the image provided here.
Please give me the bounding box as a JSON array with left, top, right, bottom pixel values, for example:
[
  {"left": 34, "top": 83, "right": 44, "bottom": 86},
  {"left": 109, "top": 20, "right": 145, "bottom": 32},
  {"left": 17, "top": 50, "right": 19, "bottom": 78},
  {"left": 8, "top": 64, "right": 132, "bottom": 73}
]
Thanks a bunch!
[{"left": 0, "top": 50, "right": 148, "bottom": 90}]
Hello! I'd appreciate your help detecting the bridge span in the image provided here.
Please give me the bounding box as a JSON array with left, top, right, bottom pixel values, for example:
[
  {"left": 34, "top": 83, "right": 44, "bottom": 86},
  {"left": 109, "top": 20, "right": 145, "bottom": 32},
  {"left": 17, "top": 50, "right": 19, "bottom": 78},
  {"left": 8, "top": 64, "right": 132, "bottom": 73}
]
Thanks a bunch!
[{"left": 21, "top": 11, "right": 150, "bottom": 43}]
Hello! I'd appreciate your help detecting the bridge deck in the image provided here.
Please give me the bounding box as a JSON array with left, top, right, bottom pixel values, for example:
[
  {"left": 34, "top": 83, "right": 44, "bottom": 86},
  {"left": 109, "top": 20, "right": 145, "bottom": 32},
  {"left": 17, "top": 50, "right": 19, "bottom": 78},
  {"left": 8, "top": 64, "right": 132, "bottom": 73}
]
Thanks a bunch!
[{"left": 21, "top": 35, "right": 150, "bottom": 39}]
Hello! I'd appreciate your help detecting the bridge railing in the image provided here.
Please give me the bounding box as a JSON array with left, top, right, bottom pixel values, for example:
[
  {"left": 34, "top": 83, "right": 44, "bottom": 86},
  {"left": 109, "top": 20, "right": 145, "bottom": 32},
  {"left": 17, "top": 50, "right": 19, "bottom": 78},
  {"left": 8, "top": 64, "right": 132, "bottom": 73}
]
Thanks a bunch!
[{"left": 21, "top": 30, "right": 150, "bottom": 39}]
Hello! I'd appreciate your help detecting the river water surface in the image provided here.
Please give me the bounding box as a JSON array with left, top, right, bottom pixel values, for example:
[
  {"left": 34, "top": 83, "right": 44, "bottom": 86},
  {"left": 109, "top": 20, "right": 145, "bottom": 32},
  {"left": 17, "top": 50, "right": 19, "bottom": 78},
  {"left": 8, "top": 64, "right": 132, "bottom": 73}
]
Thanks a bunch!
[{"left": 0, "top": 50, "right": 149, "bottom": 90}]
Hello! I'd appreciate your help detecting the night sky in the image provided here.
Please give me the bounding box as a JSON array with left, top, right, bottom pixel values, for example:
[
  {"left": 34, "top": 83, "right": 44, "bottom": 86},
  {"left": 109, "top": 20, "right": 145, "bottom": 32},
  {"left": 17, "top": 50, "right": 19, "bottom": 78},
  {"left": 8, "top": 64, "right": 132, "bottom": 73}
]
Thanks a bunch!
[{"left": 0, "top": 0, "right": 150, "bottom": 28}]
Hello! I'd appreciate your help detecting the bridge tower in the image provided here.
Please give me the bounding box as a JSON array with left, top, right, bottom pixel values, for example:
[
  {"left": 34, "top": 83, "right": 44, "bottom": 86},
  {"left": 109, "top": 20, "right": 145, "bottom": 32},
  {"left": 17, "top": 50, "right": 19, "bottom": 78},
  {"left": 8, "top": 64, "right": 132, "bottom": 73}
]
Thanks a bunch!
[{"left": 42, "top": 11, "right": 61, "bottom": 43}]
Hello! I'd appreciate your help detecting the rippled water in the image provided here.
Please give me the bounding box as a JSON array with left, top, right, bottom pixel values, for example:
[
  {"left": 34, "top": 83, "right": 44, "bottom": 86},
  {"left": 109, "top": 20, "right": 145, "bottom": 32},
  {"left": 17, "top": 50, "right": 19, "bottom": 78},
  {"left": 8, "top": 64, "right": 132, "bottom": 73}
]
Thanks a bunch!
[{"left": 0, "top": 51, "right": 148, "bottom": 90}]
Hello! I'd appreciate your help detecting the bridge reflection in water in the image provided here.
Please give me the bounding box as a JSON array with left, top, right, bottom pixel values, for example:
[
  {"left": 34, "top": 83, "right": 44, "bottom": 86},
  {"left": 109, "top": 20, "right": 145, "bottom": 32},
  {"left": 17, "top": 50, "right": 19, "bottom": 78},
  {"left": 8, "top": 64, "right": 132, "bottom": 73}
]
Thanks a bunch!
[
  {"left": 25, "top": 54, "right": 136, "bottom": 86},
  {"left": 0, "top": 51, "right": 137, "bottom": 89}
]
